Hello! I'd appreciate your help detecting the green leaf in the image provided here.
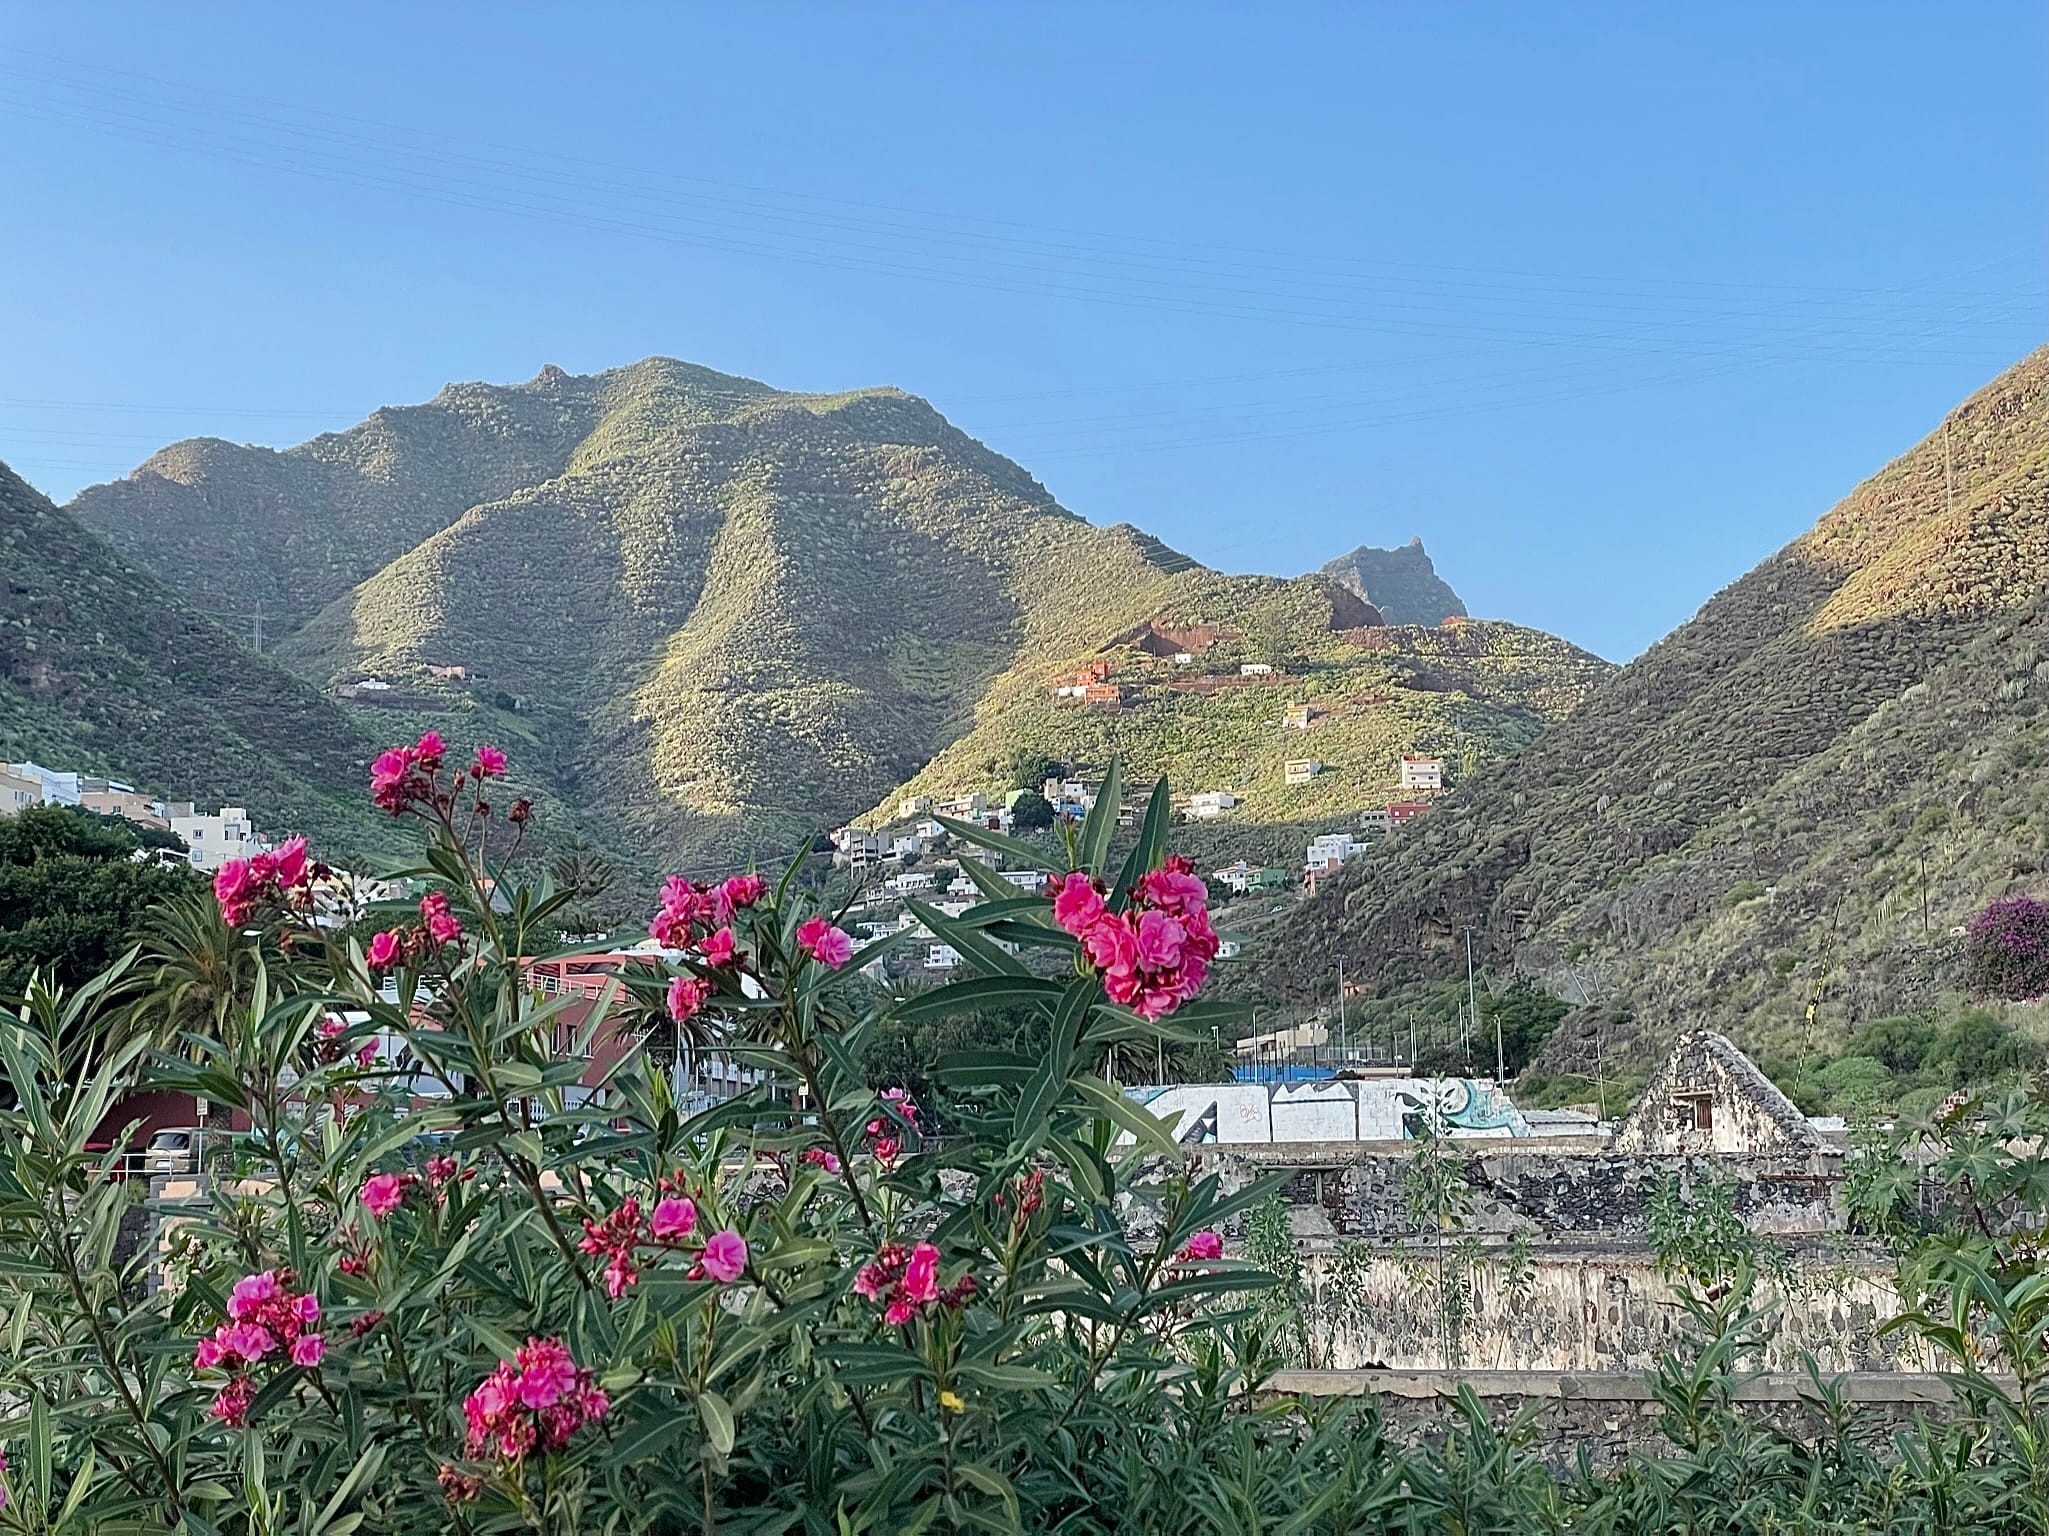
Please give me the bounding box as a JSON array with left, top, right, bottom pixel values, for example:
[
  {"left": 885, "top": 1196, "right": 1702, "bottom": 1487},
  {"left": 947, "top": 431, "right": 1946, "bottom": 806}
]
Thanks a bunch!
[
  {"left": 699, "top": 1390, "right": 736, "bottom": 1456},
  {"left": 904, "top": 900, "right": 1026, "bottom": 977},
  {"left": 1075, "top": 761, "right": 1122, "bottom": 878},
  {"left": 1108, "top": 776, "right": 1172, "bottom": 910},
  {"left": 932, "top": 815, "right": 1054, "bottom": 871},
  {"left": 954, "top": 1360, "right": 1055, "bottom": 1390},
  {"left": 893, "top": 976, "right": 1065, "bottom": 1022},
  {"left": 1072, "top": 1075, "right": 1179, "bottom": 1155}
]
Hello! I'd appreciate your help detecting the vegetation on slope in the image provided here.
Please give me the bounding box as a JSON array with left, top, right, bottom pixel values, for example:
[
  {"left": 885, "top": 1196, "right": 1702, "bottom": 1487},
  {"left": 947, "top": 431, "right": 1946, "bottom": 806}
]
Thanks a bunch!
[
  {"left": 1264, "top": 350, "right": 2049, "bottom": 1085},
  {"left": 0, "top": 463, "right": 388, "bottom": 862},
  {"left": 75, "top": 360, "right": 1612, "bottom": 888}
]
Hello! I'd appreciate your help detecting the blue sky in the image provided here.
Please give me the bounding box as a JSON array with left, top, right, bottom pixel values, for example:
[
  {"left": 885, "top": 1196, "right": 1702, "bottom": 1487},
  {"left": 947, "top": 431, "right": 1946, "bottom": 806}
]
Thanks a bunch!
[{"left": 0, "top": 3, "right": 2040, "bottom": 659}]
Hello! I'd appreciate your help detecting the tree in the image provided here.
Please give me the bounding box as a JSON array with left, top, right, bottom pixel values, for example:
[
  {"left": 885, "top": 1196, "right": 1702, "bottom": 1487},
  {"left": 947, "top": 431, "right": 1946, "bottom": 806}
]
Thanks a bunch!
[
  {"left": 548, "top": 834, "right": 617, "bottom": 936},
  {"left": 1010, "top": 789, "right": 1056, "bottom": 831},
  {"left": 0, "top": 806, "right": 200, "bottom": 999},
  {"left": 1004, "top": 748, "right": 1062, "bottom": 792}
]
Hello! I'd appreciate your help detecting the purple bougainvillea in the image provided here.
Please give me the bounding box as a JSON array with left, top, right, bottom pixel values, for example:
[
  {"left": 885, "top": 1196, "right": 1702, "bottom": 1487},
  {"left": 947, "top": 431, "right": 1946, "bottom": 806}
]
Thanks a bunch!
[{"left": 1964, "top": 895, "right": 2049, "bottom": 1001}]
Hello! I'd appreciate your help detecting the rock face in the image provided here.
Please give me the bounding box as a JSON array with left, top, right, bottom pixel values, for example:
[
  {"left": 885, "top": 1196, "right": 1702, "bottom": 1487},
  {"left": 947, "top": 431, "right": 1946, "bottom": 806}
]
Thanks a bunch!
[{"left": 1316, "top": 538, "right": 1467, "bottom": 626}]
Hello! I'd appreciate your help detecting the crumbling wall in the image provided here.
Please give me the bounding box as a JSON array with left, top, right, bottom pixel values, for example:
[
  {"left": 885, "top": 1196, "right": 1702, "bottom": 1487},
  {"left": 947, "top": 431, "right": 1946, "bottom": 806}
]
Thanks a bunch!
[{"left": 1302, "top": 1245, "right": 1919, "bottom": 1374}]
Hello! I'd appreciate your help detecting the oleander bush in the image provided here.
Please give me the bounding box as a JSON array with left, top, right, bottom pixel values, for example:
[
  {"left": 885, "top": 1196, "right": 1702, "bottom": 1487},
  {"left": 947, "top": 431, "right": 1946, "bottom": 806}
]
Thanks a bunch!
[{"left": 3, "top": 735, "right": 2049, "bottom": 1533}]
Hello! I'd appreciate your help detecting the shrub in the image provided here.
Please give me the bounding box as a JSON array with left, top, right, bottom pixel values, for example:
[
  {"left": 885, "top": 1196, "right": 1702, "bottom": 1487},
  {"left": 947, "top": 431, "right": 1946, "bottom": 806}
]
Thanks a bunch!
[{"left": 1964, "top": 895, "right": 2049, "bottom": 1000}]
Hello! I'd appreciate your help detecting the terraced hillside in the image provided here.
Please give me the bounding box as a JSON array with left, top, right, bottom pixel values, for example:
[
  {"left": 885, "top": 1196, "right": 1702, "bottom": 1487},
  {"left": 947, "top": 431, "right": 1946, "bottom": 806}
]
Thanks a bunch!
[
  {"left": 0, "top": 462, "right": 385, "bottom": 859},
  {"left": 1266, "top": 350, "right": 2049, "bottom": 1076},
  {"left": 73, "top": 358, "right": 1615, "bottom": 885}
]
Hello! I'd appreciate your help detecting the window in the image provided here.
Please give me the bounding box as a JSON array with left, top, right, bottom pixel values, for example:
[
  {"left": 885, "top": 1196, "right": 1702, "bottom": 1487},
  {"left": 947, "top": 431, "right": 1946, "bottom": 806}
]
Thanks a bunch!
[{"left": 1675, "top": 1093, "right": 1714, "bottom": 1131}]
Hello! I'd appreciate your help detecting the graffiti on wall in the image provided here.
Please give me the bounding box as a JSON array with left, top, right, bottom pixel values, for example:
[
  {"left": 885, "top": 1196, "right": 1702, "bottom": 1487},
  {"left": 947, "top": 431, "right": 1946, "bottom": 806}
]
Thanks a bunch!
[{"left": 1125, "top": 1078, "right": 1531, "bottom": 1145}]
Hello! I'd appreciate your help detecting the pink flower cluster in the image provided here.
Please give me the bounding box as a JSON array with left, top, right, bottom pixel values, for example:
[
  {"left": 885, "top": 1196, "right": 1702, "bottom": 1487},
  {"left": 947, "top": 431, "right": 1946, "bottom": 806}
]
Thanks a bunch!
[
  {"left": 866, "top": 1087, "right": 921, "bottom": 1165},
  {"left": 1051, "top": 856, "right": 1221, "bottom": 1020},
  {"left": 1178, "top": 1229, "right": 1224, "bottom": 1263},
  {"left": 461, "top": 1338, "right": 609, "bottom": 1464},
  {"left": 419, "top": 889, "right": 463, "bottom": 945},
  {"left": 648, "top": 872, "right": 766, "bottom": 949},
  {"left": 796, "top": 916, "right": 854, "bottom": 969},
  {"left": 577, "top": 1185, "right": 748, "bottom": 1298},
  {"left": 853, "top": 1241, "right": 977, "bottom": 1326},
  {"left": 193, "top": 1270, "right": 325, "bottom": 1425},
  {"left": 311, "top": 1015, "right": 376, "bottom": 1070},
  {"left": 666, "top": 974, "right": 713, "bottom": 1025},
  {"left": 212, "top": 835, "right": 312, "bottom": 928}
]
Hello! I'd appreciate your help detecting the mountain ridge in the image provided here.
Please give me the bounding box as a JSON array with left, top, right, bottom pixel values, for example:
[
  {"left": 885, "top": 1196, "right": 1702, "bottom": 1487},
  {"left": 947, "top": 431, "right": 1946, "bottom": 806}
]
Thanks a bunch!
[
  {"left": 1262, "top": 349, "right": 2049, "bottom": 1076},
  {"left": 62, "top": 358, "right": 1611, "bottom": 882}
]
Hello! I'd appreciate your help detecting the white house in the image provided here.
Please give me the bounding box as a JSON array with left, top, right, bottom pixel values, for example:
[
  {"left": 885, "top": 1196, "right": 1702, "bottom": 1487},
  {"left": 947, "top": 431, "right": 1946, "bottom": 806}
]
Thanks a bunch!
[
  {"left": 888, "top": 870, "right": 938, "bottom": 897},
  {"left": 1187, "top": 789, "right": 1240, "bottom": 820},
  {"left": 1216, "top": 938, "right": 1242, "bottom": 960},
  {"left": 1283, "top": 758, "right": 1323, "bottom": 787},
  {"left": 935, "top": 899, "right": 974, "bottom": 919},
  {"left": 1173, "top": 651, "right": 1195, "bottom": 666},
  {"left": 937, "top": 791, "right": 989, "bottom": 819},
  {"left": 1240, "top": 662, "right": 1273, "bottom": 677},
  {"left": 1400, "top": 755, "right": 1446, "bottom": 792},
  {"left": 168, "top": 805, "right": 260, "bottom": 872},
  {"left": 892, "top": 832, "right": 924, "bottom": 859},
  {"left": 914, "top": 819, "right": 946, "bottom": 841},
  {"left": 925, "top": 944, "right": 962, "bottom": 971},
  {"left": 1358, "top": 806, "right": 1394, "bottom": 834},
  {"left": 1306, "top": 832, "right": 1363, "bottom": 872},
  {"left": 1211, "top": 860, "right": 1253, "bottom": 894},
  {"left": 947, "top": 874, "right": 978, "bottom": 897},
  {"left": 1000, "top": 869, "right": 1048, "bottom": 893},
  {"left": 898, "top": 794, "right": 934, "bottom": 819}
]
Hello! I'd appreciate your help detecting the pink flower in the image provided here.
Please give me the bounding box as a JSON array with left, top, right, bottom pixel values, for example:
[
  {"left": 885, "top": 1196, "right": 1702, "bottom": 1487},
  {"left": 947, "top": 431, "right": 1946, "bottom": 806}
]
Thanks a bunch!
[
  {"left": 366, "top": 929, "right": 402, "bottom": 970},
  {"left": 903, "top": 1242, "right": 941, "bottom": 1305},
  {"left": 295, "top": 1292, "right": 320, "bottom": 1325},
  {"left": 1052, "top": 871, "right": 1106, "bottom": 936},
  {"left": 650, "top": 1195, "right": 697, "bottom": 1242},
  {"left": 474, "top": 744, "right": 507, "bottom": 777},
  {"left": 221, "top": 1321, "right": 275, "bottom": 1362},
  {"left": 420, "top": 890, "right": 463, "bottom": 945},
  {"left": 1136, "top": 863, "right": 1207, "bottom": 919},
  {"left": 369, "top": 748, "right": 414, "bottom": 813},
  {"left": 269, "top": 836, "right": 309, "bottom": 888},
  {"left": 213, "top": 858, "right": 255, "bottom": 915},
  {"left": 801, "top": 1147, "right": 841, "bottom": 1174},
  {"left": 228, "top": 1270, "right": 282, "bottom": 1320},
  {"left": 1181, "top": 1229, "right": 1224, "bottom": 1262},
  {"left": 319, "top": 1016, "right": 346, "bottom": 1040},
  {"left": 719, "top": 873, "right": 766, "bottom": 910},
  {"left": 1081, "top": 912, "right": 1139, "bottom": 974},
  {"left": 700, "top": 927, "right": 737, "bottom": 967},
  {"left": 512, "top": 1338, "right": 580, "bottom": 1411},
  {"left": 209, "top": 1375, "right": 256, "bottom": 1427},
  {"left": 884, "top": 1298, "right": 916, "bottom": 1326},
  {"left": 795, "top": 917, "right": 853, "bottom": 968},
  {"left": 193, "top": 1335, "right": 225, "bottom": 1369},
  {"left": 700, "top": 1229, "right": 747, "bottom": 1284},
  {"left": 666, "top": 975, "right": 712, "bottom": 1024},
  {"left": 1133, "top": 908, "right": 1188, "bottom": 970},
  {"left": 413, "top": 731, "right": 446, "bottom": 768},
  {"left": 356, "top": 1042, "right": 377, "bottom": 1068},
  {"left": 291, "top": 1333, "right": 326, "bottom": 1368},
  {"left": 362, "top": 1173, "right": 408, "bottom": 1219}
]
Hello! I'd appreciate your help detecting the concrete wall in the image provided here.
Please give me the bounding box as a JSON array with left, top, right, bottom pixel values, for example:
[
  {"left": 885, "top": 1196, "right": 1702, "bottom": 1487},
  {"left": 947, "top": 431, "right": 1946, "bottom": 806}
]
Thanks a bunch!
[{"left": 1298, "top": 1243, "right": 1921, "bottom": 1374}]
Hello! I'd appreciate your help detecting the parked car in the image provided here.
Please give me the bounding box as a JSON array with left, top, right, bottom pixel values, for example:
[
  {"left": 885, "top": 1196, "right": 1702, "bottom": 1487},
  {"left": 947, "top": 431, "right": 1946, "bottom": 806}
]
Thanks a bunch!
[{"left": 143, "top": 1128, "right": 199, "bottom": 1174}]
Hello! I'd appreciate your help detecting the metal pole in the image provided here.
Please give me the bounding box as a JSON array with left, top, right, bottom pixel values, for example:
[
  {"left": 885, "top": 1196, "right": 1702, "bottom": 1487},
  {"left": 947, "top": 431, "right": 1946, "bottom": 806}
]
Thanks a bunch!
[{"left": 1463, "top": 927, "right": 1484, "bottom": 1077}]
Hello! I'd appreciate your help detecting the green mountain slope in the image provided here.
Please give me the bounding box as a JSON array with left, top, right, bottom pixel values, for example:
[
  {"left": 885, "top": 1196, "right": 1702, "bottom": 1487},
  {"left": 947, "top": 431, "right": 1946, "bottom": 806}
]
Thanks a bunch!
[
  {"left": 1317, "top": 537, "right": 1469, "bottom": 625},
  {"left": 0, "top": 462, "right": 385, "bottom": 859},
  {"left": 1265, "top": 350, "right": 2049, "bottom": 1075},
  {"left": 69, "top": 359, "right": 1613, "bottom": 883}
]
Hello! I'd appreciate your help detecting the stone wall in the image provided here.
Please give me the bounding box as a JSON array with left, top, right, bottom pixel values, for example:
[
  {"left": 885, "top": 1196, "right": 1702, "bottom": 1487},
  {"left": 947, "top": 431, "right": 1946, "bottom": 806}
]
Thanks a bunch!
[
  {"left": 1265, "top": 1370, "right": 1964, "bottom": 1470},
  {"left": 1196, "top": 1148, "right": 1845, "bottom": 1241},
  {"left": 1296, "top": 1242, "right": 1923, "bottom": 1374}
]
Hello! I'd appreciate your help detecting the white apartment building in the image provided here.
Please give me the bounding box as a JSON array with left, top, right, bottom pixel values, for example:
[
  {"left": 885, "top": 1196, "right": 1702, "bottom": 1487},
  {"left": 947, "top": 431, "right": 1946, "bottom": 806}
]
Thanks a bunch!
[
  {"left": 1400, "top": 755, "right": 1446, "bottom": 792},
  {"left": 1211, "top": 860, "right": 1253, "bottom": 894},
  {"left": 1187, "top": 789, "right": 1240, "bottom": 820},
  {"left": 168, "top": 805, "right": 260, "bottom": 872},
  {"left": 1000, "top": 869, "right": 1048, "bottom": 893},
  {"left": 4, "top": 761, "right": 80, "bottom": 806}
]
